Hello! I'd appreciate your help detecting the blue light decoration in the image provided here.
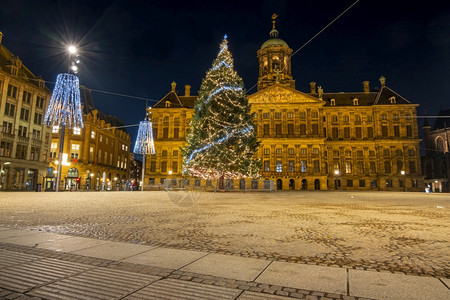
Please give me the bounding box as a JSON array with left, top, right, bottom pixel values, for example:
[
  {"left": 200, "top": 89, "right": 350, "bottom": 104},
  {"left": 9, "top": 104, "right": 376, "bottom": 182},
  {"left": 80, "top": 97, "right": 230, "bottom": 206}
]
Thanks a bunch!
[
  {"left": 133, "top": 120, "right": 155, "bottom": 155},
  {"left": 133, "top": 118, "right": 155, "bottom": 191},
  {"left": 43, "top": 73, "right": 84, "bottom": 129}
]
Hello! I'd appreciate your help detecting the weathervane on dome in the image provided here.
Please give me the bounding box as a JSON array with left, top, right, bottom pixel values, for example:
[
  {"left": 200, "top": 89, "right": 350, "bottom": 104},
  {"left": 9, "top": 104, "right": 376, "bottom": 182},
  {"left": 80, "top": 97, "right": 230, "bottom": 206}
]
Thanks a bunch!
[{"left": 272, "top": 13, "right": 278, "bottom": 29}]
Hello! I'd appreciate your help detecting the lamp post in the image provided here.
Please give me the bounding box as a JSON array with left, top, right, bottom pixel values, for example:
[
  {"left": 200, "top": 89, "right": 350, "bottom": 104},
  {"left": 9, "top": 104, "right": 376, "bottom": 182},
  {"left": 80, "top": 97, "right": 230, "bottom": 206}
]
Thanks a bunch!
[
  {"left": 43, "top": 45, "right": 83, "bottom": 191},
  {"left": 334, "top": 169, "right": 340, "bottom": 190},
  {"left": 401, "top": 170, "right": 406, "bottom": 192},
  {"left": 133, "top": 107, "right": 155, "bottom": 191}
]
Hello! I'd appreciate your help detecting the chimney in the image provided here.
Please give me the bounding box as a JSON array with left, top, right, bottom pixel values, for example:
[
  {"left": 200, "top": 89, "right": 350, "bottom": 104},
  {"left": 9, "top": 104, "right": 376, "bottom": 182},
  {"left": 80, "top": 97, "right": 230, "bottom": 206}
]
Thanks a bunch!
[
  {"left": 171, "top": 81, "right": 176, "bottom": 92},
  {"left": 184, "top": 85, "right": 191, "bottom": 97},
  {"left": 0, "top": 32, "right": 3, "bottom": 44},
  {"left": 310, "top": 82, "right": 316, "bottom": 94},
  {"left": 363, "top": 81, "right": 370, "bottom": 93}
]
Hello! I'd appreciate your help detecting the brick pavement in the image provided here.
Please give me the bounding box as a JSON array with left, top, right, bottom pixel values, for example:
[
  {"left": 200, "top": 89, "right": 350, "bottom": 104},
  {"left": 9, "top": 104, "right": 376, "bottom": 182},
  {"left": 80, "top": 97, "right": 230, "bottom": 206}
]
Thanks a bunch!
[{"left": 0, "top": 240, "right": 373, "bottom": 300}]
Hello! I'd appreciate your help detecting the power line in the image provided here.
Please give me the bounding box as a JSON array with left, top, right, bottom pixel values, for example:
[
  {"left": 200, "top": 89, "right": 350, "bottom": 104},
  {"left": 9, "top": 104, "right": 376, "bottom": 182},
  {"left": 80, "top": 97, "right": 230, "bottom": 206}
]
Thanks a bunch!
[
  {"left": 291, "top": 0, "right": 360, "bottom": 57},
  {"left": 247, "top": 0, "right": 360, "bottom": 93}
]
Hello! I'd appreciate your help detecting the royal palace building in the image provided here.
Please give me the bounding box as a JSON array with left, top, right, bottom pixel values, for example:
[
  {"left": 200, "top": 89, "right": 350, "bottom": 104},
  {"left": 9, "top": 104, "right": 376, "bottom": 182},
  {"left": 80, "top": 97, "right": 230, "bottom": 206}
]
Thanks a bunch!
[
  {"left": 147, "top": 21, "right": 423, "bottom": 191},
  {"left": 47, "top": 86, "right": 131, "bottom": 191},
  {"left": 0, "top": 32, "right": 52, "bottom": 190}
]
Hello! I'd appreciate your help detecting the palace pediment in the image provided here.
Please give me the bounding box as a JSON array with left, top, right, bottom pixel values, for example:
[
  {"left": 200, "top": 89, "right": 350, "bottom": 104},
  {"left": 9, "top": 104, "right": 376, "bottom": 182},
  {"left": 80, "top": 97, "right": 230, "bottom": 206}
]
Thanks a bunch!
[{"left": 248, "top": 84, "right": 323, "bottom": 105}]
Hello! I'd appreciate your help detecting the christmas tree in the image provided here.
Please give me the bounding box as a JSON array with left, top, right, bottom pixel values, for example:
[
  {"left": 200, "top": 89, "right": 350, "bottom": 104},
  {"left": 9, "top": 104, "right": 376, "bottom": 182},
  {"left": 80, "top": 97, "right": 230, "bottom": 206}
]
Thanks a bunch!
[{"left": 182, "top": 36, "right": 260, "bottom": 179}]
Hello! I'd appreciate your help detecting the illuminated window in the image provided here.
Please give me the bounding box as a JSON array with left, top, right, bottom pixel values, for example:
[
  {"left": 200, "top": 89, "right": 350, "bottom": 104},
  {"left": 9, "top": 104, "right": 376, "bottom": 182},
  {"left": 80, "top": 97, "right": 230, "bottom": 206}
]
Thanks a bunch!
[
  {"left": 287, "top": 112, "right": 293, "bottom": 119},
  {"left": 50, "top": 142, "right": 58, "bottom": 158},
  {"left": 89, "top": 147, "right": 94, "bottom": 162},
  {"left": 264, "top": 160, "right": 270, "bottom": 172},
  {"left": 263, "top": 113, "right": 269, "bottom": 119},
  {"left": 276, "top": 161, "right": 282, "bottom": 172},
  {"left": 276, "top": 148, "right": 282, "bottom": 155},
  {"left": 73, "top": 127, "right": 81, "bottom": 135},
  {"left": 91, "top": 131, "right": 95, "bottom": 139},
  {"left": 71, "top": 144, "right": 80, "bottom": 159},
  {"left": 288, "top": 148, "right": 294, "bottom": 155},
  {"left": 301, "top": 160, "right": 307, "bottom": 172},
  {"left": 345, "top": 162, "right": 352, "bottom": 174},
  {"left": 52, "top": 126, "right": 59, "bottom": 133},
  {"left": 313, "top": 148, "right": 319, "bottom": 155},
  {"left": 301, "top": 148, "right": 307, "bottom": 155},
  {"left": 275, "top": 112, "right": 281, "bottom": 119},
  {"left": 299, "top": 111, "right": 306, "bottom": 119},
  {"left": 264, "top": 148, "right": 270, "bottom": 155}
]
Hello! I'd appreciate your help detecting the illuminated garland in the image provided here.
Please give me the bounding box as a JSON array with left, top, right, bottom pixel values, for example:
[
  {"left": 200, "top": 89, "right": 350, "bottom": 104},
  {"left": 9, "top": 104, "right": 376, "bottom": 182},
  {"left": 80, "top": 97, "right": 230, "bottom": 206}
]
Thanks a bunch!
[
  {"left": 133, "top": 120, "right": 155, "bottom": 154},
  {"left": 43, "top": 73, "right": 84, "bottom": 128},
  {"left": 182, "top": 36, "right": 260, "bottom": 179}
]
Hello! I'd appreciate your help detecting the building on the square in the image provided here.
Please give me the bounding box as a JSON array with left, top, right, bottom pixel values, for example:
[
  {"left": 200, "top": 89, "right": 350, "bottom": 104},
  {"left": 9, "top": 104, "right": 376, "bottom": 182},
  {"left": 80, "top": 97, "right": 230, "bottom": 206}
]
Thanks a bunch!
[
  {"left": 146, "top": 19, "right": 423, "bottom": 191},
  {"left": 422, "top": 108, "right": 449, "bottom": 192},
  {"left": 145, "top": 82, "right": 195, "bottom": 186},
  {"left": 47, "top": 86, "right": 131, "bottom": 191},
  {"left": 0, "top": 32, "right": 52, "bottom": 190}
]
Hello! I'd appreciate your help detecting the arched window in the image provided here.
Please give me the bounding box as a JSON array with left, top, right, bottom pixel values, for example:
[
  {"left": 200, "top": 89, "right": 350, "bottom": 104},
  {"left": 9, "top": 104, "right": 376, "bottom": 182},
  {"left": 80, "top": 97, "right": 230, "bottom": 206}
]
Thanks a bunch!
[
  {"left": 353, "top": 98, "right": 359, "bottom": 105},
  {"left": 67, "top": 168, "right": 79, "bottom": 178},
  {"left": 436, "top": 137, "right": 444, "bottom": 152},
  {"left": 46, "top": 167, "right": 55, "bottom": 178}
]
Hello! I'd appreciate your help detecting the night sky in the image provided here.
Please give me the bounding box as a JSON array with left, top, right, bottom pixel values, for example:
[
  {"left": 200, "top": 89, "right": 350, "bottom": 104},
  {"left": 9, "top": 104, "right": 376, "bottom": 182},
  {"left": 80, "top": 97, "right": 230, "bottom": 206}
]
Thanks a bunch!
[{"left": 1, "top": 0, "right": 449, "bottom": 145}]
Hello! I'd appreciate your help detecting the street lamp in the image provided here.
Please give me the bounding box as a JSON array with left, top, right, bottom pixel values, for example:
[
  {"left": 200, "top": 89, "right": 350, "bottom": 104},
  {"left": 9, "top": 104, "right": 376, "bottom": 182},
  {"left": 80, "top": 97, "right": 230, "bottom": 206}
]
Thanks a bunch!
[
  {"left": 43, "top": 45, "right": 83, "bottom": 191},
  {"left": 133, "top": 107, "right": 155, "bottom": 191},
  {"left": 401, "top": 170, "right": 406, "bottom": 192}
]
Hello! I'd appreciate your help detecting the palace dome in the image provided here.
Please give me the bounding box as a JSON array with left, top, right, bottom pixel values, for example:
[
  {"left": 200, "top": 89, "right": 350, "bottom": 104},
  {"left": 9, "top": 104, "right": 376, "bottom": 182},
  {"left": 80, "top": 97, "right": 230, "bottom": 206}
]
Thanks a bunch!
[{"left": 260, "top": 29, "right": 289, "bottom": 49}]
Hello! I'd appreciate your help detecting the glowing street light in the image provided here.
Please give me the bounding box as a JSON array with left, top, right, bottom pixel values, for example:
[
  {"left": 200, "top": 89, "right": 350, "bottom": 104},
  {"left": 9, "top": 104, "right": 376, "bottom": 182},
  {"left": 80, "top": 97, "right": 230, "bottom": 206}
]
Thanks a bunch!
[
  {"left": 68, "top": 45, "right": 77, "bottom": 54},
  {"left": 43, "top": 45, "right": 83, "bottom": 191},
  {"left": 334, "top": 170, "right": 340, "bottom": 175},
  {"left": 401, "top": 170, "right": 406, "bottom": 192}
]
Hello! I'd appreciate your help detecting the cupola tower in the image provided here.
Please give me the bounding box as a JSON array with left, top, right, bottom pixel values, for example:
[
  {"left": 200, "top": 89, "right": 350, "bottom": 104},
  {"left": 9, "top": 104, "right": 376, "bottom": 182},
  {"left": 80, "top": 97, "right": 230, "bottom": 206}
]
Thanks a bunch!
[{"left": 257, "top": 14, "right": 295, "bottom": 91}]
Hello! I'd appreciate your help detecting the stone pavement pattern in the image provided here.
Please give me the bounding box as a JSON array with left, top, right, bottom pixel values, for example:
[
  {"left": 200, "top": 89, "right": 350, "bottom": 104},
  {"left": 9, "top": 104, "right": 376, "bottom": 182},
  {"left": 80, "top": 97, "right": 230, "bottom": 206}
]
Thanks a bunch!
[
  {"left": 0, "top": 227, "right": 449, "bottom": 300},
  {"left": 0, "top": 191, "right": 448, "bottom": 278}
]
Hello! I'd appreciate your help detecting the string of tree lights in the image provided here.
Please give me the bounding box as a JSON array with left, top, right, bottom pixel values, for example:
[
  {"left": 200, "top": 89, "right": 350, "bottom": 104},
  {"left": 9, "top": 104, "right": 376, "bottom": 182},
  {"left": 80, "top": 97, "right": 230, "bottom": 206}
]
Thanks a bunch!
[{"left": 182, "top": 36, "right": 260, "bottom": 179}]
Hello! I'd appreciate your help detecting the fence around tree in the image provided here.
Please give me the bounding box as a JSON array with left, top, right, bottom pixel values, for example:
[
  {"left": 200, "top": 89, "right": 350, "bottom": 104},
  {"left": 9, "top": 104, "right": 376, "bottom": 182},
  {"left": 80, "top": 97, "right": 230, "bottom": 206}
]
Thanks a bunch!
[{"left": 162, "top": 178, "right": 274, "bottom": 192}]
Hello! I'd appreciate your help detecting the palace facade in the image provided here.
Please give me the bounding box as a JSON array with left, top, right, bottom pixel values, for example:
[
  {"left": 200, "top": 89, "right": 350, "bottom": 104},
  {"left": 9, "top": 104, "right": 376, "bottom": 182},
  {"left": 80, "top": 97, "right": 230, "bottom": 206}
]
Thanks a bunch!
[
  {"left": 146, "top": 22, "right": 423, "bottom": 191},
  {"left": 0, "top": 32, "right": 52, "bottom": 190},
  {"left": 47, "top": 86, "right": 131, "bottom": 191}
]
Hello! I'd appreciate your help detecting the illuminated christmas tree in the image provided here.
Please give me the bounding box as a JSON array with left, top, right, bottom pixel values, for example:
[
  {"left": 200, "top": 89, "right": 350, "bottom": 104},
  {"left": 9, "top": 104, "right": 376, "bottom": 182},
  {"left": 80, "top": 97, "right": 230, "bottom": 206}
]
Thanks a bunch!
[{"left": 182, "top": 36, "right": 260, "bottom": 179}]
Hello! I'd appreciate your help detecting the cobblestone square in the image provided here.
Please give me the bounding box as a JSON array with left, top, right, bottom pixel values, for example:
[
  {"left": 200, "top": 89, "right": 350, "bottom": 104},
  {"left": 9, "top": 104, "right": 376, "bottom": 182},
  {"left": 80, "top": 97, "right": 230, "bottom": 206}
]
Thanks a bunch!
[{"left": 0, "top": 191, "right": 448, "bottom": 278}]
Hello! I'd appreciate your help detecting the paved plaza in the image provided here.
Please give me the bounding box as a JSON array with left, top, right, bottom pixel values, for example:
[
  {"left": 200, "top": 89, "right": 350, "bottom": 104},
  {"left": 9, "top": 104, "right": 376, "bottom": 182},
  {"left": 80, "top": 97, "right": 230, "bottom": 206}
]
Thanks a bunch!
[{"left": 0, "top": 190, "right": 449, "bottom": 299}]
